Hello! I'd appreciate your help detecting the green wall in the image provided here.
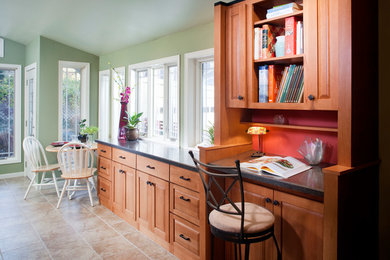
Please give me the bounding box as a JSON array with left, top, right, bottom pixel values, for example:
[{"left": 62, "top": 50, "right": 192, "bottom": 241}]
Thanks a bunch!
[
  {"left": 0, "top": 38, "right": 25, "bottom": 174},
  {"left": 38, "top": 36, "right": 99, "bottom": 164},
  {"left": 100, "top": 21, "right": 214, "bottom": 143}
]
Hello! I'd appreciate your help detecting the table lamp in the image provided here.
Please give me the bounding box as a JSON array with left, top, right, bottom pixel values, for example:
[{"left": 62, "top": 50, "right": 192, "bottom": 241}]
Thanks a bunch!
[{"left": 247, "top": 126, "right": 269, "bottom": 157}]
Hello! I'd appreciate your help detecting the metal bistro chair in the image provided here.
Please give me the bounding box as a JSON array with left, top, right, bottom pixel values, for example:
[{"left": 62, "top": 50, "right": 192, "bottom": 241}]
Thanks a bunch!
[
  {"left": 189, "top": 151, "right": 281, "bottom": 260},
  {"left": 23, "top": 136, "right": 60, "bottom": 199},
  {"left": 56, "top": 142, "right": 96, "bottom": 208}
]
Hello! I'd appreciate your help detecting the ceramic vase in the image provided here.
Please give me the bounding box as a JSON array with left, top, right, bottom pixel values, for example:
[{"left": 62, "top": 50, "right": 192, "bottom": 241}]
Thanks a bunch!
[
  {"left": 125, "top": 128, "right": 139, "bottom": 141},
  {"left": 118, "top": 101, "right": 128, "bottom": 140}
]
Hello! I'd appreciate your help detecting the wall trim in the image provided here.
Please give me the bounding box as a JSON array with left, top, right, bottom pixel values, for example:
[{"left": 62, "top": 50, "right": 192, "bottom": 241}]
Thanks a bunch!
[{"left": 0, "top": 171, "right": 25, "bottom": 179}]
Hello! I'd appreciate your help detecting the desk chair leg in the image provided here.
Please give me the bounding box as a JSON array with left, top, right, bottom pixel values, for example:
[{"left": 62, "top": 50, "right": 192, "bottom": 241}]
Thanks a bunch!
[
  {"left": 24, "top": 175, "right": 35, "bottom": 200},
  {"left": 57, "top": 179, "right": 69, "bottom": 209},
  {"left": 272, "top": 233, "right": 281, "bottom": 260},
  {"left": 86, "top": 179, "right": 94, "bottom": 207},
  {"left": 245, "top": 244, "right": 250, "bottom": 260},
  {"left": 234, "top": 243, "right": 238, "bottom": 260},
  {"left": 52, "top": 171, "right": 60, "bottom": 198}
]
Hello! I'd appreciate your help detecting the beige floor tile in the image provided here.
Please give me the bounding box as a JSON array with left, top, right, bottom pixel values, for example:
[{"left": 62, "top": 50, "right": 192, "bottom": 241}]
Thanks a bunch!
[
  {"left": 50, "top": 242, "right": 101, "bottom": 260},
  {"left": 90, "top": 236, "right": 143, "bottom": 259},
  {"left": 0, "top": 232, "right": 41, "bottom": 252},
  {"left": 1, "top": 242, "right": 51, "bottom": 260},
  {"left": 0, "top": 222, "right": 36, "bottom": 240},
  {"left": 111, "top": 221, "right": 137, "bottom": 235},
  {"left": 68, "top": 215, "right": 107, "bottom": 232},
  {"left": 79, "top": 224, "right": 121, "bottom": 244}
]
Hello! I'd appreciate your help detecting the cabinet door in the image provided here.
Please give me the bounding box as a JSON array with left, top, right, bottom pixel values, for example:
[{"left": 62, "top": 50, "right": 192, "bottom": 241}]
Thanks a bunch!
[
  {"left": 273, "top": 191, "right": 323, "bottom": 260},
  {"left": 226, "top": 2, "right": 247, "bottom": 108},
  {"left": 124, "top": 166, "right": 137, "bottom": 226},
  {"left": 225, "top": 181, "right": 274, "bottom": 260},
  {"left": 137, "top": 171, "right": 150, "bottom": 232},
  {"left": 304, "top": 0, "right": 338, "bottom": 110},
  {"left": 149, "top": 174, "right": 170, "bottom": 243},
  {"left": 112, "top": 162, "right": 125, "bottom": 216}
]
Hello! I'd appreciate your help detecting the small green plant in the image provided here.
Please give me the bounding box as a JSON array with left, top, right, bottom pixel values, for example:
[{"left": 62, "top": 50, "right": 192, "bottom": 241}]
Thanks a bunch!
[
  {"left": 83, "top": 126, "right": 99, "bottom": 135},
  {"left": 204, "top": 122, "right": 215, "bottom": 144},
  {"left": 79, "top": 119, "right": 87, "bottom": 135},
  {"left": 125, "top": 111, "right": 143, "bottom": 129}
]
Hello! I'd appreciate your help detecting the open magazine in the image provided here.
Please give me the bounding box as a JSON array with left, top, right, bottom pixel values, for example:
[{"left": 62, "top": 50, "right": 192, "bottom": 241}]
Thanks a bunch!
[{"left": 240, "top": 156, "right": 311, "bottom": 178}]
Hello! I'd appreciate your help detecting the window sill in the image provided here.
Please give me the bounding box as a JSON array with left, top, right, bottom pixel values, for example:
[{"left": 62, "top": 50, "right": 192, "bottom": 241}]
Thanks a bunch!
[{"left": 0, "top": 158, "right": 22, "bottom": 165}]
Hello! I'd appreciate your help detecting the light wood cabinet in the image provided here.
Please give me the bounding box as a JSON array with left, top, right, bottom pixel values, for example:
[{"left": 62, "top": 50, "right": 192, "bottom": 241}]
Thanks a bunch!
[
  {"left": 137, "top": 170, "right": 170, "bottom": 249},
  {"left": 226, "top": 181, "right": 323, "bottom": 260},
  {"left": 226, "top": 2, "right": 247, "bottom": 108},
  {"left": 97, "top": 174, "right": 112, "bottom": 210}
]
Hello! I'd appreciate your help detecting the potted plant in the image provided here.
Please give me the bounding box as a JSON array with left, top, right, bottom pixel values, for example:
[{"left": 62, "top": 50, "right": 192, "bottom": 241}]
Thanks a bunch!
[
  {"left": 78, "top": 119, "right": 88, "bottom": 143},
  {"left": 124, "top": 111, "right": 143, "bottom": 141},
  {"left": 204, "top": 122, "right": 215, "bottom": 145},
  {"left": 84, "top": 126, "right": 99, "bottom": 144}
]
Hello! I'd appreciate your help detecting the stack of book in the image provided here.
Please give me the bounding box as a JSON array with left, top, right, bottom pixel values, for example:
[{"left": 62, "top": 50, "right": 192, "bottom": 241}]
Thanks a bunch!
[
  {"left": 258, "top": 64, "right": 304, "bottom": 103},
  {"left": 266, "top": 2, "right": 302, "bottom": 19},
  {"left": 285, "top": 17, "right": 304, "bottom": 56}
]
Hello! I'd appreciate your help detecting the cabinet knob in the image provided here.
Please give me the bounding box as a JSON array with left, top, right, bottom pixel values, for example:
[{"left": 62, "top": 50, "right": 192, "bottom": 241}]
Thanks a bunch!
[
  {"left": 238, "top": 95, "right": 244, "bottom": 100},
  {"left": 119, "top": 155, "right": 126, "bottom": 159},
  {"left": 100, "top": 187, "right": 106, "bottom": 192},
  {"left": 273, "top": 200, "right": 280, "bottom": 206},
  {"left": 265, "top": 198, "right": 272, "bottom": 203},
  {"left": 119, "top": 169, "right": 125, "bottom": 174},
  {"left": 308, "top": 94, "right": 315, "bottom": 101},
  {"left": 100, "top": 166, "right": 106, "bottom": 170},
  {"left": 179, "top": 196, "right": 190, "bottom": 202},
  {"left": 179, "top": 234, "right": 191, "bottom": 241},
  {"left": 100, "top": 149, "right": 106, "bottom": 153},
  {"left": 146, "top": 181, "right": 154, "bottom": 186},
  {"left": 179, "top": 176, "right": 191, "bottom": 181},
  {"left": 146, "top": 165, "right": 155, "bottom": 170}
]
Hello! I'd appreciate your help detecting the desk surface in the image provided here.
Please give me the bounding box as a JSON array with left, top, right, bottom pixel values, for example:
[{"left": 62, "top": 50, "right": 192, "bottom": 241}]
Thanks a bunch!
[{"left": 212, "top": 150, "right": 325, "bottom": 201}]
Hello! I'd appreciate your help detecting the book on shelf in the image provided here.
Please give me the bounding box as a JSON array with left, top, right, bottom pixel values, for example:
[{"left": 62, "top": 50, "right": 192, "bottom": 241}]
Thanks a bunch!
[
  {"left": 266, "top": 2, "right": 302, "bottom": 19},
  {"left": 268, "top": 65, "right": 284, "bottom": 103},
  {"left": 285, "top": 17, "right": 297, "bottom": 56},
  {"left": 254, "top": 28, "right": 263, "bottom": 60},
  {"left": 262, "top": 24, "right": 284, "bottom": 59},
  {"left": 240, "top": 156, "right": 311, "bottom": 178},
  {"left": 258, "top": 65, "right": 269, "bottom": 103},
  {"left": 296, "top": 21, "right": 304, "bottom": 54},
  {"left": 275, "top": 65, "right": 304, "bottom": 103}
]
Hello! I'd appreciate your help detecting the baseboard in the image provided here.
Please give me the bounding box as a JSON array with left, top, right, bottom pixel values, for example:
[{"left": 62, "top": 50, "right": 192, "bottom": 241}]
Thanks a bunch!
[{"left": 0, "top": 171, "right": 25, "bottom": 179}]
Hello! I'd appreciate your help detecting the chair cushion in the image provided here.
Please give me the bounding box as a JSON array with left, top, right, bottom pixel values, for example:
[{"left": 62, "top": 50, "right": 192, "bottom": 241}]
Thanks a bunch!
[
  {"left": 209, "top": 202, "right": 275, "bottom": 234},
  {"left": 32, "top": 163, "right": 60, "bottom": 172}
]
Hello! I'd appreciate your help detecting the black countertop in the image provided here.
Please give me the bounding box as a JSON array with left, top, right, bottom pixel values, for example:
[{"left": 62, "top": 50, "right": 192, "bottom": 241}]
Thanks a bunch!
[{"left": 96, "top": 139, "right": 324, "bottom": 201}]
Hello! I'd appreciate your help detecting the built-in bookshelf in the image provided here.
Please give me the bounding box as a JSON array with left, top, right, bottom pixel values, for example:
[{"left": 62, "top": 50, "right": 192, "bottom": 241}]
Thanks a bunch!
[{"left": 249, "top": 0, "right": 305, "bottom": 108}]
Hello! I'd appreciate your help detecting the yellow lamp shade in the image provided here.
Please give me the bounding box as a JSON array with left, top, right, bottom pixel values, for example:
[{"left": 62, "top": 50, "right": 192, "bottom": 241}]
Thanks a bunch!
[{"left": 247, "top": 126, "right": 268, "bottom": 135}]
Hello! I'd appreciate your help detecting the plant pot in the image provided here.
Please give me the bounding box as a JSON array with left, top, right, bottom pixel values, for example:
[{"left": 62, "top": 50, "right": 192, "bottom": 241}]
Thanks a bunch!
[
  {"left": 78, "top": 134, "right": 88, "bottom": 143},
  {"left": 125, "top": 128, "right": 139, "bottom": 141}
]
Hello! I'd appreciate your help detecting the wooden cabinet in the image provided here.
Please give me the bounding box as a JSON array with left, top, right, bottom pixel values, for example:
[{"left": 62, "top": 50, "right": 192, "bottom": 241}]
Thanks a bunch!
[
  {"left": 137, "top": 170, "right": 170, "bottom": 249},
  {"left": 226, "top": 181, "right": 323, "bottom": 260},
  {"left": 97, "top": 143, "right": 113, "bottom": 209},
  {"left": 112, "top": 162, "right": 137, "bottom": 226},
  {"left": 225, "top": 2, "right": 247, "bottom": 108},
  {"left": 273, "top": 191, "right": 323, "bottom": 260},
  {"left": 97, "top": 174, "right": 112, "bottom": 210}
]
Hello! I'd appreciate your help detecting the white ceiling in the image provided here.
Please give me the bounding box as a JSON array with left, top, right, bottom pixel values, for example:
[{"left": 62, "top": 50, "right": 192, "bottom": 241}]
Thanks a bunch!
[{"left": 0, "top": 0, "right": 217, "bottom": 56}]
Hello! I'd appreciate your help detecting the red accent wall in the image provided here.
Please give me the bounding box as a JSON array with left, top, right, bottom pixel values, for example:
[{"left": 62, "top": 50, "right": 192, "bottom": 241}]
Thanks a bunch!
[{"left": 251, "top": 110, "right": 338, "bottom": 164}]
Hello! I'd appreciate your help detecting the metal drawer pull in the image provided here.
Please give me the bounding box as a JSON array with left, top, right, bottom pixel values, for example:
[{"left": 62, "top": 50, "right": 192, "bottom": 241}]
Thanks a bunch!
[
  {"left": 179, "top": 196, "right": 190, "bottom": 202},
  {"left": 100, "top": 166, "right": 106, "bottom": 170},
  {"left": 100, "top": 188, "right": 106, "bottom": 192},
  {"left": 119, "top": 156, "right": 126, "bottom": 159},
  {"left": 265, "top": 198, "right": 272, "bottom": 203},
  {"left": 179, "top": 234, "right": 190, "bottom": 241},
  {"left": 273, "top": 200, "right": 280, "bottom": 206},
  {"left": 119, "top": 169, "right": 125, "bottom": 174},
  {"left": 179, "top": 176, "right": 190, "bottom": 181},
  {"left": 146, "top": 181, "right": 154, "bottom": 186},
  {"left": 146, "top": 165, "right": 155, "bottom": 170},
  {"left": 100, "top": 149, "right": 106, "bottom": 153}
]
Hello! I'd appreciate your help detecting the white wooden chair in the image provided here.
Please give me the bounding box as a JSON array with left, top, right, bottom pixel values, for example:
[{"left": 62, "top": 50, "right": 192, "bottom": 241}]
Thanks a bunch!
[
  {"left": 23, "top": 136, "right": 60, "bottom": 199},
  {"left": 56, "top": 142, "right": 96, "bottom": 208}
]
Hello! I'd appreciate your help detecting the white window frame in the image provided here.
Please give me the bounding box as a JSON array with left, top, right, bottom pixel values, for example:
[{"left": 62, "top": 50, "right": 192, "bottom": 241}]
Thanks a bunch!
[
  {"left": 58, "top": 61, "right": 90, "bottom": 141},
  {"left": 99, "top": 69, "right": 110, "bottom": 139},
  {"left": 0, "top": 63, "right": 22, "bottom": 165},
  {"left": 183, "top": 48, "right": 214, "bottom": 148},
  {"left": 128, "top": 55, "right": 180, "bottom": 145}
]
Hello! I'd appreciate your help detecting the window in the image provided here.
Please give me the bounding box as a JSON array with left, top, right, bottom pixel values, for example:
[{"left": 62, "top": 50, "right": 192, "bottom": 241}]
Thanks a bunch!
[
  {"left": 58, "top": 61, "right": 90, "bottom": 141},
  {"left": 99, "top": 70, "right": 110, "bottom": 139},
  {"left": 129, "top": 56, "right": 180, "bottom": 144},
  {"left": 0, "top": 64, "right": 21, "bottom": 164},
  {"left": 111, "top": 67, "right": 125, "bottom": 139},
  {"left": 183, "top": 49, "right": 214, "bottom": 148}
]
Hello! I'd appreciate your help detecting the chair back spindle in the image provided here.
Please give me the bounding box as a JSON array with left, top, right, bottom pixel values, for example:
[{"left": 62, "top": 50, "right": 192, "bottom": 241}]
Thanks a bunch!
[{"left": 57, "top": 143, "right": 94, "bottom": 179}]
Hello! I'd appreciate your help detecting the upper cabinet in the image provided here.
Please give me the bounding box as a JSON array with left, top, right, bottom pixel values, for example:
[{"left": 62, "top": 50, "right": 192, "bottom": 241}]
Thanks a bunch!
[
  {"left": 225, "top": 2, "right": 248, "bottom": 108},
  {"left": 218, "top": 0, "right": 338, "bottom": 110}
]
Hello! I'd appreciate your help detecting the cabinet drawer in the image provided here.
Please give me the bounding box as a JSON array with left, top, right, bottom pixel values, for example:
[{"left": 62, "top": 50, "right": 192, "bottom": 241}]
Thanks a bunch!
[
  {"left": 112, "top": 148, "right": 136, "bottom": 168},
  {"left": 170, "top": 165, "right": 201, "bottom": 192},
  {"left": 170, "top": 184, "right": 200, "bottom": 226},
  {"left": 97, "top": 176, "right": 112, "bottom": 210},
  {"left": 170, "top": 213, "right": 200, "bottom": 259},
  {"left": 137, "top": 155, "right": 169, "bottom": 181},
  {"left": 98, "top": 157, "right": 111, "bottom": 181},
  {"left": 97, "top": 143, "right": 112, "bottom": 159}
]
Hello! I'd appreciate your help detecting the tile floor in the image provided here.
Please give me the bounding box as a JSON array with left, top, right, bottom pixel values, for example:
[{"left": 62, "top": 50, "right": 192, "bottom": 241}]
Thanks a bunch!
[{"left": 0, "top": 177, "right": 178, "bottom": 260}]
